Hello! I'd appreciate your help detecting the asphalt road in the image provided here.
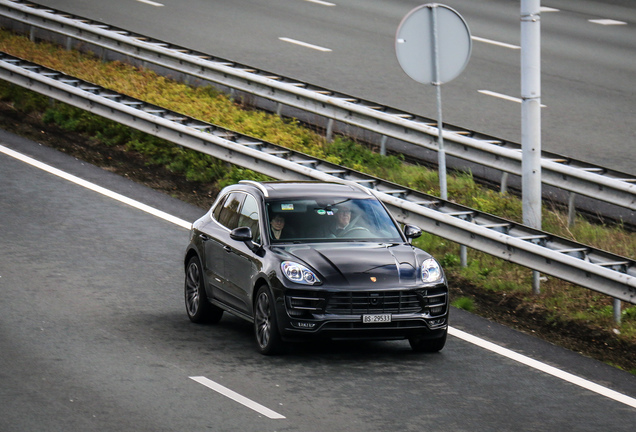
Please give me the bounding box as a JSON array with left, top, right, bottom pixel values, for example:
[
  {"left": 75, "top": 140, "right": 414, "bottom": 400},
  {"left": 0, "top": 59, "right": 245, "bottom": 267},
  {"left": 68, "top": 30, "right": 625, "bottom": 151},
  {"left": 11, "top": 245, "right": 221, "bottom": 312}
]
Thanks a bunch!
[
  {"left": 1, "top": 130, "right": 635, "bottom": 431},
  {"left": 30, "top": 0, "right": 635, "bottom": 174},
  {"left": 1, "top": 1, "right": 635, "bottom": 430}
]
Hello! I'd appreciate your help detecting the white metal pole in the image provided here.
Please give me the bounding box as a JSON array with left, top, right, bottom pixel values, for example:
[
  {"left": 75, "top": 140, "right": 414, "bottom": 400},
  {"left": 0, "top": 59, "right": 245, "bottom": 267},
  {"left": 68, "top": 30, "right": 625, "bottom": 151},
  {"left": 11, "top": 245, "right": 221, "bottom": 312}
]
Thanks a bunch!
[
  {"left": 521, "top": 0, "right": 542, "bottom": 229},
  {"left": 430, "top": 4, "right": 448, "bottom": 201},
  {"left": 521, "top": 0, "right": 542, "bottom": 294}
]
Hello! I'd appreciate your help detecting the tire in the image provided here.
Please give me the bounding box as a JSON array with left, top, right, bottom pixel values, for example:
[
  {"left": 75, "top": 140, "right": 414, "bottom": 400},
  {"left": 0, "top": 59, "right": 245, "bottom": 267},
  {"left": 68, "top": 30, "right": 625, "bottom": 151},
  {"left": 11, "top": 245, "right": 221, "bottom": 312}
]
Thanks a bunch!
[
  {"left": 185, "top": 256, "right": 223, "bottom": 324},
  {"left": 409, "top": 328, "right": 447, "bottom": 353},
  {"left": 254, "top": 285, "right": 283, "bottom": 355}
]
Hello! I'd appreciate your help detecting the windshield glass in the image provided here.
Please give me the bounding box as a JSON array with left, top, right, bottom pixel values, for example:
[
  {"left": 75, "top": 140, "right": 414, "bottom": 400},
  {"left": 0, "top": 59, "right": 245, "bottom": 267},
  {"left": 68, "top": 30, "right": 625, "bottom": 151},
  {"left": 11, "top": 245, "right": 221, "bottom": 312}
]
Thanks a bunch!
[{"left": 266, "top": 198, "right": 403, "bottom": 243}]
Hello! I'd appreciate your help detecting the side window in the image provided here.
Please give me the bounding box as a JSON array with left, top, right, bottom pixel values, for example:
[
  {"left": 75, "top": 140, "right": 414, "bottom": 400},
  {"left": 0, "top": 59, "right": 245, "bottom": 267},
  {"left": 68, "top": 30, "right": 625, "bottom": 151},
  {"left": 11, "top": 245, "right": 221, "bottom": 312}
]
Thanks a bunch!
[
  {"left": 238, "top": 194, "right": 261, "bottom": 243},
  {"left": 217, "top": 192, "right": 245, "bottom": 230},
  {"left": 212, "top": 194, "right": 228, "bottom": 221}
]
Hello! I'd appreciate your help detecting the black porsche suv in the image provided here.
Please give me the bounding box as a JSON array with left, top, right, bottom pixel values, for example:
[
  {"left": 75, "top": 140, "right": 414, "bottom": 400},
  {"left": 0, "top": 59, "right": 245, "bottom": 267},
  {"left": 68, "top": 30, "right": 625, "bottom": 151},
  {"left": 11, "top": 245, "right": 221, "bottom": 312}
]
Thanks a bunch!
[{"left": 184, "top": 181, "right": 448, "bottom": 354}]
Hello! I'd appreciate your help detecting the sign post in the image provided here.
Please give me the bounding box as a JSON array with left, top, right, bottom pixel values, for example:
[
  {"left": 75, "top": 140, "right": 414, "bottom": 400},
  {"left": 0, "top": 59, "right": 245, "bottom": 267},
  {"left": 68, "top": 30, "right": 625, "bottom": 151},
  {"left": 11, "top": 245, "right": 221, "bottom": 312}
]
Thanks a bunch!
[{"left": 395, "top": 3, "right": 472, "bottom": 200}]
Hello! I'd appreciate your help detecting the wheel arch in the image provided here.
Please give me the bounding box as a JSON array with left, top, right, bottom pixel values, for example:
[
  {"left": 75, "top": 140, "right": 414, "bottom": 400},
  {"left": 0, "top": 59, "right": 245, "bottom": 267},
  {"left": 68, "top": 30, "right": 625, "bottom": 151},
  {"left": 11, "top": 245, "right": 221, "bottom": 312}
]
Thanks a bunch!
[
  {"left": 184, "top": 247, "right": 200, "bottom": 269},
  {"left": 252, "top": 276, "right": 287, "bottom": 334},
  {"left": 252, "top": 276, "right": 270, "bottom": 310}
]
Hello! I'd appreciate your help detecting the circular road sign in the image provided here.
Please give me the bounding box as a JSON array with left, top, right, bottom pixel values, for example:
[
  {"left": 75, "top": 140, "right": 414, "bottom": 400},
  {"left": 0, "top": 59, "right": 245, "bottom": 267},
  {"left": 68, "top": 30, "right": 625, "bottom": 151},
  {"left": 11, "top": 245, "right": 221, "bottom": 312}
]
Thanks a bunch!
[{"left": 396, "top": 4, "right": 472, "bottom": 85}]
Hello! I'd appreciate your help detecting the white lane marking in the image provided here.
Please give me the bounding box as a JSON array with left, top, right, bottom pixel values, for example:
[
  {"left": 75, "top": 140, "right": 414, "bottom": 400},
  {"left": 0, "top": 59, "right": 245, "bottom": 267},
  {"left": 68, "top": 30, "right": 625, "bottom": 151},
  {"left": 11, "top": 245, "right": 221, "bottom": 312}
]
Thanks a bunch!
[
  {"left": 0, "top": 144, "right": 192, "bottom": 230},
  {"left": 540, "top": 7, "right": 560, "bottom": 12},
  {"left": 190, "top": 376, "right": 286, "bottom": 419},
  {"left": 136, "top": 0, "right": 164, "bottom": 6},
  {"left": 279, "top": 37, "right": 332, "bottom": 52},
  {"left": 449, "top": 327, "right": 636, "bottom": 409},
  {"left": 478, "top": 89, "right": 547, "bottom": 108},
  {"left": 304, "top": 0, "right": 335, "bottom": 6},
  {"left": 589, "top": 19, "right": 627, "bottom": 25},
  {"left": 4, "top": 144, "right": 635, "bottom": 410},
  {"left": 479, "top": 89, "right": 523, "bottom": 103},
  {"left": 471, "top": 36, "right": 520, "bottom": 50}
]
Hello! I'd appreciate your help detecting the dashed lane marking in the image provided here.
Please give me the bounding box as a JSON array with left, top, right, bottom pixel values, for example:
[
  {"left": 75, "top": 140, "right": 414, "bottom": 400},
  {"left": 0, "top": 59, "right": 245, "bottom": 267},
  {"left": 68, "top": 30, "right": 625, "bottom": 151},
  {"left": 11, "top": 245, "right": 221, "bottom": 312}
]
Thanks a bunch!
[
  {"left": 279, "top": 37, "right": 332, "bottom": 52},
  {"left": 190, "top": 376, "right": 286, "bottom": 419}
]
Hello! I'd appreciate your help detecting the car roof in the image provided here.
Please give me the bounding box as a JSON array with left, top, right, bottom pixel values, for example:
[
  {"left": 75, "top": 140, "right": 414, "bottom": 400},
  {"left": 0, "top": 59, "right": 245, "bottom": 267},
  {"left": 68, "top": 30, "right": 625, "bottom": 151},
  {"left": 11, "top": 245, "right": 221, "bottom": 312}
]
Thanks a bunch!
[{"left": 237, "top": 181, "right": 374, "bottom": 200}]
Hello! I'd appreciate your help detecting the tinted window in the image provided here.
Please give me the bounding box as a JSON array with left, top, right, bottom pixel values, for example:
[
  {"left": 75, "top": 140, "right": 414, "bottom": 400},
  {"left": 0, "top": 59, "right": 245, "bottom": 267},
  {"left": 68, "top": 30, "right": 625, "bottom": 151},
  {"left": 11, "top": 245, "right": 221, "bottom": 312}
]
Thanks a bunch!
[
  {"left": 238, "top": 194, "right": 261, "bottom": 243},
  {"left": 266, "top": 198, "right": 403, "bottom": 242},
  {"left": 212, "top": 194, "right": 228, "bottom": 221},
  {"left": 217, "top": 192, "right": 245, "bottom": 230}
]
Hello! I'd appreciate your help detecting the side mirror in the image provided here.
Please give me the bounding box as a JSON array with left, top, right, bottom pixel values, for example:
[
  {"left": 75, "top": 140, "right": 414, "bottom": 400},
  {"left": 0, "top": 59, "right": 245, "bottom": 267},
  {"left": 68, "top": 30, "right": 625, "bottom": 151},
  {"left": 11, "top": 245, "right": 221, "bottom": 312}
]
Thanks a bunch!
[
  {"left": 230, "top": 227, "right": 264, "bottom": 256},
  {"left": 404, "top": 224, "right": 422, "bottom": 241},
  {"left": 230, "top": 226, "right": 253, "bottom": 242}
]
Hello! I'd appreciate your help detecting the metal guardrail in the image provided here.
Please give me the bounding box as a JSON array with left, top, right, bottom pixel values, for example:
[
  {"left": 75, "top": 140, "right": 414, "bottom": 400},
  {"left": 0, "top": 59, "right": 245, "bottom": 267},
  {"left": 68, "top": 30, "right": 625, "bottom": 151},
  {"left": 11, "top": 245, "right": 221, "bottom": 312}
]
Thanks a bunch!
[
  {"left": 0, "top": 0, "right": 634, "bottom": 216},
  {"left": 0, "top": 51, "right": 633, "bottom": 303}
]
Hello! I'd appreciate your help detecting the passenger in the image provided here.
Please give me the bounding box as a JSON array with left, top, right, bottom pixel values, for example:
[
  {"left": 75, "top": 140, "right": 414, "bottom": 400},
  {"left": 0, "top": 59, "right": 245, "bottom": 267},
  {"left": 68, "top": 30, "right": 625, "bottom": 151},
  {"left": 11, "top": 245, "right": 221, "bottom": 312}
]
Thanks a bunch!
[{"left": 269, "top": 214, "right": 295, "bottom": 240}]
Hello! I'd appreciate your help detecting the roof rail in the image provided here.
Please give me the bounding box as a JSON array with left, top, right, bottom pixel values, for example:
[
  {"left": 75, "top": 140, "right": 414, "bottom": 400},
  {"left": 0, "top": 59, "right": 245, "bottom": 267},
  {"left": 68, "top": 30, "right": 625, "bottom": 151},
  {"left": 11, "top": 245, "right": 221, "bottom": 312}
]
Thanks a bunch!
[{"left": 239, "top": 180, "right": 269, "bottom": 197}]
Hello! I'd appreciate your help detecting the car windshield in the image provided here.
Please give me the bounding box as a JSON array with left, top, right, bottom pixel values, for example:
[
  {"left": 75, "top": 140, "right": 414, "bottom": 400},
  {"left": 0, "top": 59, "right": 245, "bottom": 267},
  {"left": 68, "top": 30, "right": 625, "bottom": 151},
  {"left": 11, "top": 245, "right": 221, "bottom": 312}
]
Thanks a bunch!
[{"left": 266, "top": 198, "right": 404, "bottom": 243}]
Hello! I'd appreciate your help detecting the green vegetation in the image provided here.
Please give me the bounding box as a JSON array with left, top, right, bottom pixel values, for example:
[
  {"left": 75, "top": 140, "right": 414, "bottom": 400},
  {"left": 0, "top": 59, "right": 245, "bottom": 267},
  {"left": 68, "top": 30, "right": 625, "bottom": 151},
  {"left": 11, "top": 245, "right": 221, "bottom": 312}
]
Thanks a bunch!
[
  {"left": 0, "top": 30, "right": 634, "bottom": 369},
  {"left": 451, "top": 297, "right": 475, "bottom": 312}
]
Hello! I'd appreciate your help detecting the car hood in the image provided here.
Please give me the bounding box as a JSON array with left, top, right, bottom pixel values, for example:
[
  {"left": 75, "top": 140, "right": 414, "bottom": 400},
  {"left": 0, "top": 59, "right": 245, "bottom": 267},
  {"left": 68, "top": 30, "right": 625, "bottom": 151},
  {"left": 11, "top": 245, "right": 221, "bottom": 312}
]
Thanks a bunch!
[{"left": 274, "top": 242, "right": 431, "bottom": 288}]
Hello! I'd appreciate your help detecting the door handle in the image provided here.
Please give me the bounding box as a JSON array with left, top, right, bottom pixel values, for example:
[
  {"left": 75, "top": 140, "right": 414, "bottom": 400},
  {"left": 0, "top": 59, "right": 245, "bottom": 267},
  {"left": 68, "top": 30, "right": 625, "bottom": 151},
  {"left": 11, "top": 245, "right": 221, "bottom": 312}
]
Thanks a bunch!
[
  {"left": 199, "top": 233, "right": 211, "bottom": 241},
  {"left": 223, "top": 245, "right": 232, "bottom": 253}
]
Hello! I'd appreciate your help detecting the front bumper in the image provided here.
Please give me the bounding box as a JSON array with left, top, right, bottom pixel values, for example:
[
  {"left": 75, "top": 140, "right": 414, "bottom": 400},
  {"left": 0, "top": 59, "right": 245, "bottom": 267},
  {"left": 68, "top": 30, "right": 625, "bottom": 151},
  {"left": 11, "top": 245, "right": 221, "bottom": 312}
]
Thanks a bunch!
[
  {"left": 282, "top": 314, "right": 447, "bottom": 341},
  {"left": 279, "top": 285, "right": 448, "bottom": 342}
]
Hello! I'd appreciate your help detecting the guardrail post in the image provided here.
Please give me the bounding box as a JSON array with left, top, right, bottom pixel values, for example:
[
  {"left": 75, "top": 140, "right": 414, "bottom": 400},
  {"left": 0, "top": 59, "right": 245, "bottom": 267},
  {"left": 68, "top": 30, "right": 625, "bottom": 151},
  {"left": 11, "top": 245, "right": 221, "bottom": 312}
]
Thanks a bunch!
[
  {"left": 532, "top": 271, "right": 541, "bottom": 295},
  {"left": 568, "top": 192, "right": 577, "bottom": 227},
  {"left": 460, "top": 244, "right": 467, "bottom": 267},
  {"left": 326, "top": 118, "right": 334, "bottom": 142},
  {"left": 29, "top": 26, "right": 35, "bottom": 43},
  {"left": 380, "top": 135, "right": 387, "bottom": 156},
  {"left": 501, "top": 172, "right": 509, "bottom": 194},
  {"left": 614, "top": 298, "right": 622, "bottom": 324}
]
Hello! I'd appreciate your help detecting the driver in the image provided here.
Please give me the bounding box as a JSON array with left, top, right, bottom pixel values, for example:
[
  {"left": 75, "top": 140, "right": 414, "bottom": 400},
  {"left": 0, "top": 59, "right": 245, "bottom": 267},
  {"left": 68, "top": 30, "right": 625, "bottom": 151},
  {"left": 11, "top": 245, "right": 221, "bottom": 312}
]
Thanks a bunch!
[{"left": 333, "top": 207, "right": 352, "bottom": 236}]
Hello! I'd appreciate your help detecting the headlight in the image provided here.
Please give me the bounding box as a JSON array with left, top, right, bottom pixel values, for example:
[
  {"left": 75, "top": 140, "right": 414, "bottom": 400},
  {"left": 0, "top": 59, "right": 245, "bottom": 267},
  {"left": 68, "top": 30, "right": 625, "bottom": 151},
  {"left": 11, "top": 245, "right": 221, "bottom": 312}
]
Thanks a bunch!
[
  {"left": 281, "top": 261, "right": 321, "bottom": 285},
  {"left": 421, "top": 258, "right": 442, "bottom": 283}
]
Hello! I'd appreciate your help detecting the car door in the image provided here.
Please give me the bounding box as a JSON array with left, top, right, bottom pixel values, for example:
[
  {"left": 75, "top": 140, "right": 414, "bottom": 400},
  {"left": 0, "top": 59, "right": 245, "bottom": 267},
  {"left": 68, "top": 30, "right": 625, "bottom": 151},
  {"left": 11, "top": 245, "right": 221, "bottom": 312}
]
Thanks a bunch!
[
  {"left": 203, "top": 192, "right": 245, "bottom": 305},
  {"left": 224, "top": 193, "right": 263, "bottom": 314}
]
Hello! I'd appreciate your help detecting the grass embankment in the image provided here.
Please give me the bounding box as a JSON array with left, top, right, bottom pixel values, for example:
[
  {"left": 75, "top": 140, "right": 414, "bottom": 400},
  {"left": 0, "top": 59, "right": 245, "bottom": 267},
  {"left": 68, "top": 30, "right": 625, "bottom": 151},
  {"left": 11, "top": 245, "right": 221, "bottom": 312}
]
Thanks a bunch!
[{"left": 0, "top": 30, "right": 634, "bottom": 371}]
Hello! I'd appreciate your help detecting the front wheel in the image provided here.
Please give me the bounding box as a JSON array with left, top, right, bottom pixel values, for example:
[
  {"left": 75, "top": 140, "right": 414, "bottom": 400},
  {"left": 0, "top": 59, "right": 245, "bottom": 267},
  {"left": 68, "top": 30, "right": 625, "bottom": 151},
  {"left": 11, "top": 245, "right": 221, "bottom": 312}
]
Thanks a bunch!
[
  {"left": 185, "top": 256, "right": 223, "bottom": 324},
  {"left": 254, "top": 285, "right": 283, "bottom": 355},
  {"left": 409, "top": 328, "right": 447, "bottom": 353}
]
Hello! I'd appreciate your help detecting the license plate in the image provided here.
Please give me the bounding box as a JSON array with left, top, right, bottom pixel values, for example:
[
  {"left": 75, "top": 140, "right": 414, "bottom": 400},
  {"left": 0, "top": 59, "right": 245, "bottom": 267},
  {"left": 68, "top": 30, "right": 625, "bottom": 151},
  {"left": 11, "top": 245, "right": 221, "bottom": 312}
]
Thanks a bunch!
[{"left": 362, "top": 314, "right": 392, "bottom": 323}]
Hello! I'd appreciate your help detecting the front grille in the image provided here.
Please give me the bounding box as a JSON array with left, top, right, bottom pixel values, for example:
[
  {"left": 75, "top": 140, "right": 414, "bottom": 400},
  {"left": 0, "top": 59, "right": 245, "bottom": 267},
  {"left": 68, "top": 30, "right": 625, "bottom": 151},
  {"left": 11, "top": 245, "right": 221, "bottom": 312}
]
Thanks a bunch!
[
  {"left": 325, "top": 291, "right": 422, "bottom": 314},
  {"left": 286, "top": 287, "right": 448, "bottom": 318}
]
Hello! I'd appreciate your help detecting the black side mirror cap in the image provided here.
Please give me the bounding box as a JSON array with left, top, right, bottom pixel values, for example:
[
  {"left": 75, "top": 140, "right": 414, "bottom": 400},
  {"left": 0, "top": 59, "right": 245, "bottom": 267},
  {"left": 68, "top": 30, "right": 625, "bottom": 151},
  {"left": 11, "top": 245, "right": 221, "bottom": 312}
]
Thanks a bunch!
[
  {"left": 230, "top": 226, "right": 264, "bottom": 256},
  {"left": 230, "top": 226, "right": 253, "bottom": 242}
]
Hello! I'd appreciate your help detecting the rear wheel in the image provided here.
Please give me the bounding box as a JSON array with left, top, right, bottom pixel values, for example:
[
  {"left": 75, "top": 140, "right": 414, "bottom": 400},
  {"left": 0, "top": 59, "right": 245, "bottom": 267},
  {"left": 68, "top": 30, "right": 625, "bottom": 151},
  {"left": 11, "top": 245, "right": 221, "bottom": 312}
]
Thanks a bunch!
[
  {"left": 185, "top": 256, "right": 223, "bottom": 324},
  {"left": 409, "top": 328, "right": 447, "bottom": 353},
  {"left": 254, "top": 285, "right": 283, "bottom": 355}
]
